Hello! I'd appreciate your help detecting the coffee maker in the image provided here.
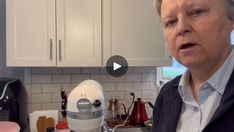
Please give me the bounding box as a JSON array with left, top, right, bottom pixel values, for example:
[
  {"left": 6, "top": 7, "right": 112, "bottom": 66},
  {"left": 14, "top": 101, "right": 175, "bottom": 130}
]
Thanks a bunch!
[{"left": 0, "top": 78, "right": 27, "bottom": 131}]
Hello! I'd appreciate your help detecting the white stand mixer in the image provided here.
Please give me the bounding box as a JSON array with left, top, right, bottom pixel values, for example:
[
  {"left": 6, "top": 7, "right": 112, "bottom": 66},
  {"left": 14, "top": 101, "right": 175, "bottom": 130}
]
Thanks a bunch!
[
  {"left": 67, "top": 80, "right": 128, "bottom": 132},
  {"left": 67, "top": 80, "right": 110, "bottom": 132}
]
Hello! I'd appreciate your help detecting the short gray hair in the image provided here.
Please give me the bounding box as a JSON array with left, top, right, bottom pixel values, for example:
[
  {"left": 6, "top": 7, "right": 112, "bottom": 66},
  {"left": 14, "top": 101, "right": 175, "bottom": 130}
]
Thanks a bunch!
[{"left": 154, "top": 0, "right": 234, "bottom": 20}]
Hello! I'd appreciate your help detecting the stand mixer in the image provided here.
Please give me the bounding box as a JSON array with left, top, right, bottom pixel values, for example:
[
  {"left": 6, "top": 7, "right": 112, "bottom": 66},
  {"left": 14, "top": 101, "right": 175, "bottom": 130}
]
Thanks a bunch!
[
  {"left": 67, "top": 80, "right": 129, "bottom": 132},
  {"left": 67, "top": 80, "right": 109, "bottom": 132}
]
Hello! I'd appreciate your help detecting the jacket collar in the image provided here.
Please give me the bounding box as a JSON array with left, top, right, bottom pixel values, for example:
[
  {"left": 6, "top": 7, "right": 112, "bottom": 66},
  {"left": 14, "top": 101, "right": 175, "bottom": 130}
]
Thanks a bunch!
[
  {"left": 161, "top": 75, "right": 183, "bottom": 131},
  {"left": 205, "top": 69, "right": 234, "bottom": 126}
]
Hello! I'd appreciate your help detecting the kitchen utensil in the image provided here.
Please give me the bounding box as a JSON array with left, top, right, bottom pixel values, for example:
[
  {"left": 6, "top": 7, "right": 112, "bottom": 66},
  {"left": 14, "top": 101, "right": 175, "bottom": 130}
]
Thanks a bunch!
[
  {"left": 107, "top": 98, "right": 119, "bottom": 118},
  {"left": 67, "top": 80, "right": 105, "bottom": 132},
  {"left": 120, "top": 92, "right": 135, "bottom": 117},
  {"left": 129, "top": 98, "right": 153, "bottom": 127},
  {"left": 127, "top": 92, "right": 135, "bottom": 115},
  {"left": 60, "top": 88, "right": 67, "bottom": 118}
]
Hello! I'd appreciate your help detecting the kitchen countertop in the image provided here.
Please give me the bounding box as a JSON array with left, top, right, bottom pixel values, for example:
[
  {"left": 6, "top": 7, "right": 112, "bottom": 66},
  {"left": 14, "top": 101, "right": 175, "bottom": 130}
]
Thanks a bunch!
[
  {"left": 25, "top": 125, "right": 151, "bottom": 132},
  {"left": 114, "top": 127, "right": 150, "bottom": 132},
  {"left": 24, "top": 118, "right": 152, "bottom": 132},
  {"left": 105, "top": 118, "right": 151, "bottom": 132}
]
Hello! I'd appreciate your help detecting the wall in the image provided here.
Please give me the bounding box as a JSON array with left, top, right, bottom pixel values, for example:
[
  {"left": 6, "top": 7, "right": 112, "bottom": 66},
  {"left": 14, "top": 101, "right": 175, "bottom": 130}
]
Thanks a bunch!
[
  {"left": 24, "top": 67, "right": 160, "bottom": 118},
  {"left": 0, "top": 0, "right": 24, "bottom": 79}
]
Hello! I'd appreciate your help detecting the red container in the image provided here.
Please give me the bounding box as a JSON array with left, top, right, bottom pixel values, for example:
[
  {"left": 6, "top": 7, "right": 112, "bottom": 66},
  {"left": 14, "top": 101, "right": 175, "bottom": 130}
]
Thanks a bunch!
[{"left": 129, "top": 98, "right": 148, "bottom": 127}]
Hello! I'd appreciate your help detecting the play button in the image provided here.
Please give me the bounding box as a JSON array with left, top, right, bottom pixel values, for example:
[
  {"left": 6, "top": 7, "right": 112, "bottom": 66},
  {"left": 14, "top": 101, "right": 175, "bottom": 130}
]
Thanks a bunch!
[
  {"left": 106, "top": 55, "right": 128, "bottom": 77},
  {"left": 113, "top": 62, "right": 121, "bottom": 71}
]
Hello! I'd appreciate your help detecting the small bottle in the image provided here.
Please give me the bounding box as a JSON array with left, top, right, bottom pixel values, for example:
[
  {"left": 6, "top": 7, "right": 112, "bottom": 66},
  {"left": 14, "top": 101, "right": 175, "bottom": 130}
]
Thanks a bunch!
[{"left": 56, "top": 121, "right": 69, "bottom": 132}]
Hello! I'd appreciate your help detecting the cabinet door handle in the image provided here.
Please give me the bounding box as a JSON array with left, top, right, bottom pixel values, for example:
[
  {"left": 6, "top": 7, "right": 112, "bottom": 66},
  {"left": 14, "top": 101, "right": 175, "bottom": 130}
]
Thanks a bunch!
[
  {"left": 50, "top": 39, "right": 53, "bottom": 60},
  {"left": 59, "top": 40, "right": 62, "bottom": 61}
]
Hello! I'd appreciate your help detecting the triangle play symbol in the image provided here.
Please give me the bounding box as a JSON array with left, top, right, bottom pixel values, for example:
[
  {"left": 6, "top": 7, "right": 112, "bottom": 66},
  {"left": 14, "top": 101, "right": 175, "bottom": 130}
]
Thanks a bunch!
[{"left": 113, "top": 62, "right": 121, "bottom": 71}]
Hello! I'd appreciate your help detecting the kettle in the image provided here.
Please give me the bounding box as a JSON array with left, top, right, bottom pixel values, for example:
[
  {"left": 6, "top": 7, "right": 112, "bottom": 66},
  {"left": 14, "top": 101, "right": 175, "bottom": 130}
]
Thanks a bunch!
[{"left": 129, "top": 98, "right": 154, "bottom": 126}]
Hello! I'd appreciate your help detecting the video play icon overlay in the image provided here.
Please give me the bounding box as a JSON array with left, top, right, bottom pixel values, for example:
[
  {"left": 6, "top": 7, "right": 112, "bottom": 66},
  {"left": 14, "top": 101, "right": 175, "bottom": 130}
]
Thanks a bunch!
[{"left": 106, "top": 55, "right": 128, "bottom": 77}]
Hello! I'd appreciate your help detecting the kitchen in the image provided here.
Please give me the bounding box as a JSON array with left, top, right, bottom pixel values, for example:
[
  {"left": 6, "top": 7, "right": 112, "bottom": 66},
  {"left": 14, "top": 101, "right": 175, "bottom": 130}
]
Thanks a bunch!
[{"left": 3, "top": 0, "right": 234, "bottom": 131}]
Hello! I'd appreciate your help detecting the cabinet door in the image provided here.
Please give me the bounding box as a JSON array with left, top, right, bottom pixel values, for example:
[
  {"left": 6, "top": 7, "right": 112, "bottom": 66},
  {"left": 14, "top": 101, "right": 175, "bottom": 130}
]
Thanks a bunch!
[
  {"left": 6, "top": 0, "right": 56, "bottom": 66},
  {"left": 56, "top": 0, "right": 101, "bottom": 67},
  {"left": 103, "top": 0, "right": 171, "bottom": 66}
]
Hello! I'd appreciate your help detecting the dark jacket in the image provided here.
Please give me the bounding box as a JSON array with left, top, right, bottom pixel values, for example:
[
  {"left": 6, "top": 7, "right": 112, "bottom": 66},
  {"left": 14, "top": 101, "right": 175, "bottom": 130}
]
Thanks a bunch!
[{"left": 151, "top": 70, "right": 234, "bottom": 132}]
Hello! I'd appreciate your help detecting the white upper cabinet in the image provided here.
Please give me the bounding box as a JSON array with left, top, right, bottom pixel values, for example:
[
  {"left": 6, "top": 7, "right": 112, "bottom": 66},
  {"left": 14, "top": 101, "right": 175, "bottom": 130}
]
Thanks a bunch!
[
  {"left": 56, "top": 0, "right": 101, "bottom": 67},
  {"left": 6, "top": 0, "right": 170, "bottom": 67},
  {"left": 7, "top": 0, "right": 101, "bottom": 67},
  {"left": 7, "top": 0, "right": 56, "bottom": 66},
  {"left": 102, "top": 0, "right": 171, "bottom": 66}
]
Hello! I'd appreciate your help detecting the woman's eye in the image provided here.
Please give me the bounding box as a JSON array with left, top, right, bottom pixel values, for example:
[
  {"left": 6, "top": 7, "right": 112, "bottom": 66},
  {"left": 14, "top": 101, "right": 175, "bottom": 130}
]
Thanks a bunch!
[
  {"left": 190, "top": 9, "right": 206, "bottom": 16},
  {"left": 165, "top": 19, "right": 177, "bottom": 28}
]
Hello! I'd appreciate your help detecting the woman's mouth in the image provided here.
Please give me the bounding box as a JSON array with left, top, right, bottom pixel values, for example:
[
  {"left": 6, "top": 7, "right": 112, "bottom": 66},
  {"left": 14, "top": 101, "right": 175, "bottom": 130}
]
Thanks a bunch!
[{"left": 180, "top": 43, "right": 197, "bottom": 50}]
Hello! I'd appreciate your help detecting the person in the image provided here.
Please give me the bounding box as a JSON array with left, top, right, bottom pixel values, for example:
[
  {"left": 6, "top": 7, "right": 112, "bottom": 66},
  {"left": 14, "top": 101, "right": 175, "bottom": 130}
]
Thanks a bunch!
[{"left": 151, "top": 0, "right": 234, "bottom": 132}]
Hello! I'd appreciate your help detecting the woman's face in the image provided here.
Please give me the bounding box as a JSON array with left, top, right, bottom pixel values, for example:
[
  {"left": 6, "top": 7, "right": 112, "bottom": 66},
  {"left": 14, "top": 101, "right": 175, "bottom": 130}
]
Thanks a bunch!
[{"left": 161, "top": 0, "right": 234, "bottom": 70}]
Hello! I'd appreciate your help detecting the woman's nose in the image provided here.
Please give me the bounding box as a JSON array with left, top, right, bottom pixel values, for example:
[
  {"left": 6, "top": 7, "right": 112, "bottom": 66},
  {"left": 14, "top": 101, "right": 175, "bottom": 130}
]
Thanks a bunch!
[{"left": 177, "top": 17, "right": 192, "bottom": 36}]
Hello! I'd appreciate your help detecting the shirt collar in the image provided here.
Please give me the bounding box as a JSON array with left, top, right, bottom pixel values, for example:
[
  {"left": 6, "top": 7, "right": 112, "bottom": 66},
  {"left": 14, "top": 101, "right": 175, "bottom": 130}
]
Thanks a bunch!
[
  {"left": 178, "top": 46, "right": 234, "bottom": 97},
  {"left": 207, "top": 46, "right": 234, "bottom": 94}
]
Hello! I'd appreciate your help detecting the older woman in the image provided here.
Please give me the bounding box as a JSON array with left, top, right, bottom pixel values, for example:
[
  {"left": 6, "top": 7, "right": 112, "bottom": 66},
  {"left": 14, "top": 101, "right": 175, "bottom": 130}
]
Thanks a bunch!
[{"left": 152, "top": 0, "right": 234, "bottom": 132}]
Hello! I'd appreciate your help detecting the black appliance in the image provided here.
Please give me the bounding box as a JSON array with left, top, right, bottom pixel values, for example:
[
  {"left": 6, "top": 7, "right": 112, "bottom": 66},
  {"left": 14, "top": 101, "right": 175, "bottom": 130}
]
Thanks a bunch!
[{"left": 0, "top": 78, "right": 27, "bottom": 131}]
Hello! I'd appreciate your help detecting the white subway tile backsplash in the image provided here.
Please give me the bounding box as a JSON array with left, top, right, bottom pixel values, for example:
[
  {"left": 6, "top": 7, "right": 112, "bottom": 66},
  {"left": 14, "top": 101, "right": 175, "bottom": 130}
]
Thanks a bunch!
[
  {"left": 24, "top": 68, "right": 32, "bottom": 84},
  {"left": 90, "top": 74, "right": 108, "bottom": 82},
  {"left": 81, "top": 67, "right": 99, "bottom": 74},
  {"left": 124, "top": 90, "right": 142, "bottom": 100},
  {"left": 31, "top": 68, "right": 42, "bottom": 74},
  {"left": 142, "top": 90, "right": 157, "bottom": 98},
  {"left": 150, "top": 82, "right": 160, "bottom": 98},
  {"left": 52, "top": 74, "right": 71, "bottom": 83},
  {"left": 133, "top": 90, "right": 142, "bottom": 99},
  {"left": 62, "top": 68, "right": 80, "bottom": 74},
  {"left": 32, "top": 74, "right": 52, "bottom": 83},
  {"left": 102, "top": 83, "right": 116, "bottom": 92},
  {"left": 72, "top": 74, "right": 90, "bottom": 83},
  {"left": 42, "top": 84, "right": 61, "bottom": 93},
  {"left": 149, "top": 82, "right": 157, "bottom": 90},
  {"left": 134, "top": 67, "right": 156, "bottom": 73},
  {"left": 98, "top": 68, "right": 108, "bottom": 74},
  {"left": 31, "top": 104, "right": 42, "bottom": 112},
  {"left": 146, "top": 107, "right": 154, "bottom": 117},
  {"left": 119, "top": 99, "right": 133, "bottom": 109},
  {"left": 25, "top": 84, "right": 32, "bottom": 103},
  {"left": 52, "top": 93, "right": 61, "bottom": 103},
  {"left": 126, "top": 74, "right": 141, "bottom": 82},
  {"left": 31, "top": 84, "right": 42, "bottom": 93},
  {"left": 142, "top": 73, "right": 156, "bottom": 82},
  {"left": 32, "top": 93, "right": 52, "bottom": 103},
  {"left": 107, "top": 91, "right": 125, "bottom": 100},
  {"left": 43, "top": 68, "right": 62, "bottom": 74},
  {"left": 134, "top": 82, "right": 150, "bottom": 90},
  {"left": 126, "top": 67, "right": 134, "bottom": 74},
  {"left": 104, "top": 92, "right": 108, "bottom": 101},
  {"left": 108, "top": 75, "right": 125, "bottom": 82},
  {"left": 116, "top": 82, "right": 133, "bottom": 91},
  {"left": 24, "top": 67, "right": 159, "bottom": 116},
  {"left": 42, "top": 103, "right": 60, "bottom": 110},
  {"left": 27, "top": 104, "right": 32, "bottom": 113}
]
